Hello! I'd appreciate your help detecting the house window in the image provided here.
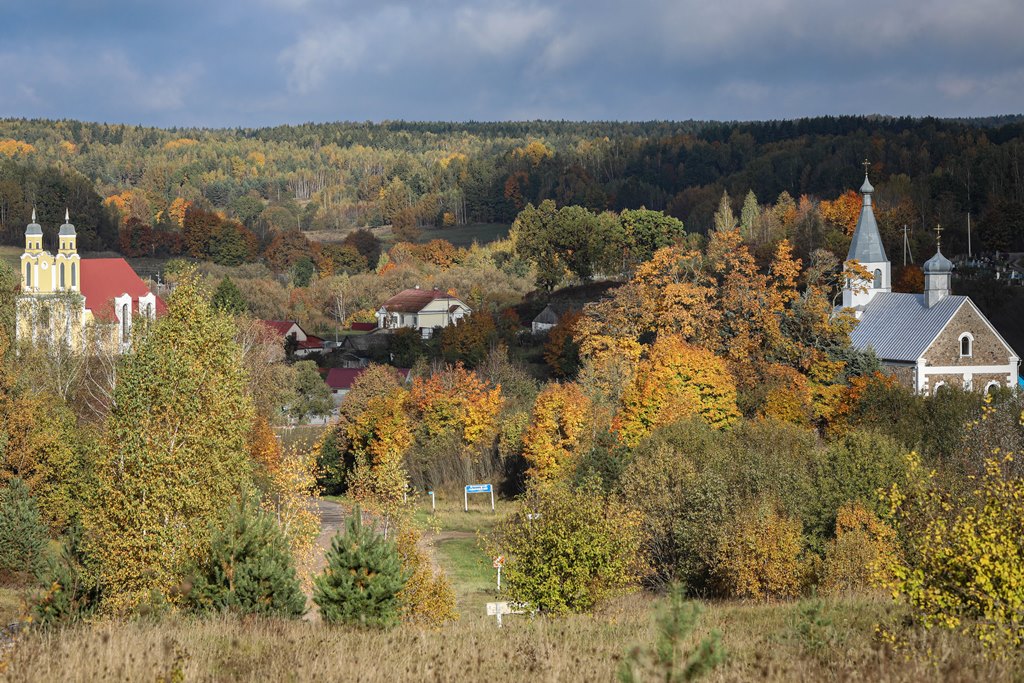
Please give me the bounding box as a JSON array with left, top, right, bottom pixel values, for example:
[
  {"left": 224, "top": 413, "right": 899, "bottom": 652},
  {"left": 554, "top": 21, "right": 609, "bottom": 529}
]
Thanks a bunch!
[
  {"left": 959, "top": 333, "right": 973, "bottom": 358},
  {"left": 873, "top": 269, "right": 882, "bottom": 288},
  {"left": 121, "top": 303, "right": 130, "bottom": 341}
]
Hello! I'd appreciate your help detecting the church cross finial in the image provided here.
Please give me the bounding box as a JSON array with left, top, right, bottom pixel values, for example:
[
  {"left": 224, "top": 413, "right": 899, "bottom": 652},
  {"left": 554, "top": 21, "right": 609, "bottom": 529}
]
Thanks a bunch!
[
  {"left": 862, "top": 159, "right": 871, "bottom": 176},
  {"left": 65, "top": 208, "right": 69, "bottom": 222},
  {"left": 31, "top": 208, "right": 36, "bottom": 222},
  {"left": 935, "top": 223, "right": 943, "bottom": 249}
]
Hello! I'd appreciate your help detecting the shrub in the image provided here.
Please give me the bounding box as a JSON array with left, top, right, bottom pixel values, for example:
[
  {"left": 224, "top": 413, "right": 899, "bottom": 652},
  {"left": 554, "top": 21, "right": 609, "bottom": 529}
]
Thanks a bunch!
[
  {"left": 488, "top": 480, "right": 646, "bottom": 614},
  {"left": 34, "top": 521, "right": 101, "bottom": 627},
  {"left": 314, "top": 507, "right": 409, "bottom": 628},
  {"left": 0, "top": 478, "right": 48, "bottom": 577},
  {"left": 618, "top": 421, "right": 727, "bottom": 591},
  {"left": 882, "top": 453, "right": 1024, "bottom": 652},
  {"left": 395, "top": 528, "right": 458, "bottom": 627},
  {"left": 187, "top": 497, "right": 306, "bottom": 618},
  {"left": 713, "top": 500, "right": 806, "bottom": 600},
  {"left": 806, "top": 429, "right": 908, "bottom": 550},
  {"left": 820, "top": 502, "right": 898, "bottom": 596}
]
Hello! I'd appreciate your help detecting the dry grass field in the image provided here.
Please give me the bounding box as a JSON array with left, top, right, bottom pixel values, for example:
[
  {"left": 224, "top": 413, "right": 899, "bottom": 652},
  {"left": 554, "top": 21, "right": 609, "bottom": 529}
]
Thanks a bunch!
[{"left": 0, "top": 595, "right": 1016, "bottom": 682}]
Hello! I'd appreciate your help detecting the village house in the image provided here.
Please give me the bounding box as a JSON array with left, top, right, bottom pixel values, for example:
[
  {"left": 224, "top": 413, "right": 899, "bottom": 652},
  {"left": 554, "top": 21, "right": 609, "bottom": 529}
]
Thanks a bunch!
[
  {"left": 16, "top": 210, "right": 165, "bottom": 350},
  {"left": 324, "top": 366, "right": 411, "bottom": 405},
  {"left": 261, "top": 320, "right": 325, "bottom": 357},
  {"left": 531, "top": 301, "right": 580, "bottom": 334},
  {"left": 842, "top": 170, "right": 1020, "bottom": 394},
  {"left": 375, "top": 286, "right": 471, "bottom": 338}
]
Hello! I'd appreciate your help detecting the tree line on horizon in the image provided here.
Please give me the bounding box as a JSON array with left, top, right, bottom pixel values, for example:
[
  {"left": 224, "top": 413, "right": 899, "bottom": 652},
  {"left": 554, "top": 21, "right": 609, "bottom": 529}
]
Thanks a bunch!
[{"left": 0, "top": 115, "right": 1023, "bottom": 260}]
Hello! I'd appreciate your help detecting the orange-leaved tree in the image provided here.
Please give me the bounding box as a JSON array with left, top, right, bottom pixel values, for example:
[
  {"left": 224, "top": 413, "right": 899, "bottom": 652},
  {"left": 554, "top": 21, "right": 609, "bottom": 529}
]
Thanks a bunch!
[
  {"left": 615, "top": 335, "right": 739, "bottom": 447},
  {"left": 408, "top": 364, "right": 503, "bottom": 450},
  {"left": 522, "top": 382, "right": 592, "bottom": 481}
]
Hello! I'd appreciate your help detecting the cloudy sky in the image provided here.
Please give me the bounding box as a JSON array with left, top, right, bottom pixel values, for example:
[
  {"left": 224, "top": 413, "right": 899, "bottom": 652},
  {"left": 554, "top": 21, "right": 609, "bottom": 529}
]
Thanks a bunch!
[{"left": 2, "top": 0, "right": 1023, "bottom": 127}]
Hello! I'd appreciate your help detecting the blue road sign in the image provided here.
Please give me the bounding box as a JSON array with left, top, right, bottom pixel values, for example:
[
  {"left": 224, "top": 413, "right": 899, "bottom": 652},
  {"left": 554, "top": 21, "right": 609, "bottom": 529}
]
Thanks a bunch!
[{"left": 465, "top": 484, "right": 492, "bottom": 493}]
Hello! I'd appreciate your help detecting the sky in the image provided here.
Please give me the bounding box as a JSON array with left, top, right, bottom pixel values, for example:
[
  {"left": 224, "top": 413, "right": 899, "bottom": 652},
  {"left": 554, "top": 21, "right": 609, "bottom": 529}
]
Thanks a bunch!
[{"left": 2, "top": 0, "right": 1023, "bottom": 127}]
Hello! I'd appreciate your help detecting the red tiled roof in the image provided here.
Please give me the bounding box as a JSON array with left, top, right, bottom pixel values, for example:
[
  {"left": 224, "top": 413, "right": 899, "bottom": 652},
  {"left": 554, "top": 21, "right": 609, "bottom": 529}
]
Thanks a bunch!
[
  {"left": 324, "top": 367, "right": 411, "bottom": 391},
  {"left": 299, "top": 334, "right": 324, "bottom": 350},
  {"left": 262, "top": 320, "right": 299, "bottom": 336},
  {"left": 350, "top": 321, "right": 377, "bottom": 331},
  {"left": 79, "top": 258, "right": 166, "bottom": 322},
  {"left": 380, "top": 287, "right": 452, "bottom": 313}
]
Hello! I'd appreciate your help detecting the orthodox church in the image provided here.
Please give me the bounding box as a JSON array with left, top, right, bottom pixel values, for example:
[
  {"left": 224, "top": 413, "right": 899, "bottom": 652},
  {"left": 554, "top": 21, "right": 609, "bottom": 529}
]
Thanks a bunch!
[
  {"left": 16, "top": 210, "right": 165, "bottom": 350},
  {"left": 842, "top": 169, "right": 1019, "bottom": 394}
]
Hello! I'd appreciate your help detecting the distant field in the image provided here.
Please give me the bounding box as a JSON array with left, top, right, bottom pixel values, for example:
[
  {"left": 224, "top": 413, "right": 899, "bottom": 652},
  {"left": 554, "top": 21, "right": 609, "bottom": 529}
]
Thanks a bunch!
[
  {"left": 0, "top": 246, "right": 21, "bottom": 270},
  {"left": 417, "top": 223, "right": 510, "bottom": 247}
]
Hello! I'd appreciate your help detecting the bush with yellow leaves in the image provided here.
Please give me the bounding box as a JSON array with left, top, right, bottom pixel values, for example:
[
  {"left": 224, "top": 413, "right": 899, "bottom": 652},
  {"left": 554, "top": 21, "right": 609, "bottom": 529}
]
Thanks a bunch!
[
  {"left": 882, "top": 451, "right": 1024, "bottom": 653},
  {"left": 395, "top": 528, "right": 458, "bottom": 628},
  {"left": 820, "top": 501, "right": 899, "bottom": 596},
  {"left": 713, "top": 500, "right": 806, "bottom": 600}
]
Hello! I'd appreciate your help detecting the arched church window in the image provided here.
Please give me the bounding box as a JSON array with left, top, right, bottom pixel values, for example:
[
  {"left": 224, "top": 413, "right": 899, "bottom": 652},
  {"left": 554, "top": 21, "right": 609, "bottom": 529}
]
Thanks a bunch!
[
  {"left": 25, "top": 263, "right": 31, "bottom": 288},
  {"left": 873, "top": 269, "right": 882, "bottom": 288},
  {"left": 932, "top": 381, "right": 947, "bottom": 396},
  {"left": 60, "top": 263, "right": 65, "bottom": 289},
  {"left": 959, "top": 333, "right": 973, "bottom": 358},
  {"left": 122, "top": 303, "right": 130, "bottom": 341},
  {"left": 71, "top": 263, "right": 76, "bottom": 287},
  {"left": 986, "top": 381, "right": 1001, "bottom": 395}
]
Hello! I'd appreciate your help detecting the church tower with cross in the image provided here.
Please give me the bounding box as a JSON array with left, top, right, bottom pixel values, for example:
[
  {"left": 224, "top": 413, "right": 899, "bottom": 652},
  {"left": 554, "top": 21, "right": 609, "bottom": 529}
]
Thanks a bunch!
[
  {"left": 842, "top": 165, "right": 1019, "bottom": 394},
  {"left": 842, "top": 161, "right": 891, "bottom": 315}
]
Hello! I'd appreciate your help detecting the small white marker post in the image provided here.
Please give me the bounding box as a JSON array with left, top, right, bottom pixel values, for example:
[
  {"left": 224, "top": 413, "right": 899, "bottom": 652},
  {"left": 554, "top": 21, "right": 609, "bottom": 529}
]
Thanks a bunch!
[
  {"left": 428, "top": 490, "right": 435, "bottom": 513},
  {"left": 493, "top": 555, "right": 505, "bottom": 591}
]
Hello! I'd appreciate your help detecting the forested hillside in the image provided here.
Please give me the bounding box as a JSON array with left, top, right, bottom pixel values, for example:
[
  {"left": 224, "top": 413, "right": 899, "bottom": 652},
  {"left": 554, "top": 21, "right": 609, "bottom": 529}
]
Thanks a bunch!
[{"left": 1, "top": 115, "right": 1024, "bottom": 260}]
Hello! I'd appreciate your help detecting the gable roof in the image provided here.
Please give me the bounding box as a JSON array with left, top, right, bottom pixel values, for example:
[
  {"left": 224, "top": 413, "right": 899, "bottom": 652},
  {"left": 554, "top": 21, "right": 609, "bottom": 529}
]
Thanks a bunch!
[
  {"left": 380, "top": 288, "right": 455, "bottom": 313},
  {"left": 79, "top": 258, "right": 166, "bottom": 321},
  {"left": 849, "top": 292, "right": 967, "bottom": 362},
  {"left": 262, "top": 320, "right": 301, "bottom": 336},
  {"left": 533, "top": 302, "right": 580, "bottom": 325},
  {"left": 325, "top": 366, "right": 411, "bottom": 391}
]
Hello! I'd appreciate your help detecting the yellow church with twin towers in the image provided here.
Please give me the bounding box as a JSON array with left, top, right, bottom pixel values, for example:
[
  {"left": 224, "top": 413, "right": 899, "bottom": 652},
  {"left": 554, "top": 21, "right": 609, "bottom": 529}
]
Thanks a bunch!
[{"left": 16, "top": 209, "right": 165, "bottom": 351}]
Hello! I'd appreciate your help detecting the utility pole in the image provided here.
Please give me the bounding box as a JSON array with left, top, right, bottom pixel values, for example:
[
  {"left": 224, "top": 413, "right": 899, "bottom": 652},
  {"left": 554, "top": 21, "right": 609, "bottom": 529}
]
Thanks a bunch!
[{"left": 902, "top": 225, "right": 913, "bottom": 266}]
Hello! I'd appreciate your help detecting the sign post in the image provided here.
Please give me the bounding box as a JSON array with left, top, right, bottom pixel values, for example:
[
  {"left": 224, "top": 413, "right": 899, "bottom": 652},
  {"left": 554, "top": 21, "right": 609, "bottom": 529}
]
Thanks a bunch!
[
  {"left": 428, "top": 490, "right": 435, "bottom": 513},
  {"left": 493, "top": 555, "right": 505, "bottom": 591},
  {"left": 464, "top": 483, "right": 494, "bottom": 512}
]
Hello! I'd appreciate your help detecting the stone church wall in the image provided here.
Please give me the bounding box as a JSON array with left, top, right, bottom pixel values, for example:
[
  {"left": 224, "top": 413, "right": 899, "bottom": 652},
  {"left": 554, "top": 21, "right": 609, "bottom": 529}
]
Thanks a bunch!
[{"left": 924, "top": 303, "right": 1011, "bottom": 367}]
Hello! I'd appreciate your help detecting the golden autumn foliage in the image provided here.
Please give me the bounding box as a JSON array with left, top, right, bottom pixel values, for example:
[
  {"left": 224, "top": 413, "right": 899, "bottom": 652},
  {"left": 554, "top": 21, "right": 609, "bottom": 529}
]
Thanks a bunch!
[
  {"left": 345, "top": 386, "right": 413, "bottom": 532},
  {"left": 513, "top": 140, "right": 553, "bottom": 166},
  {"left": 249, "top": 417, "right": 319, "bottom": 585},
  {"left": 408, "top": 364, "right": 503, "bottom": 450},
  {"left": 522, "top": 383, "right": 592, "bottom": 480},
  {"left": 167, "top": 197, "right": 191, "bottom": 227},
  {"left": 759, "top": 364, "right": 814, "bottom": 426},
  {"left": 83, "top": 275, "right": 256, "bottom": 613},
  {"left": 881, "top": 452, "right": 1024, "bottom": 652},
  {"left": 396, "top": 528, "right": 458, "bottom": 627},
  {"left": 0, "top": 139, "right": 35, "bottom": 157},
  {"left": 820, "top": 502, "right": 899, "bottom": 596},
  {"left": 713, "top": 502, "right": 806, "bottom": 601},
  {"left": 615, "top": 335, "right": 739, "bottom": 447},
  {"left": 163, "top": 138, "right": 199, "bottom": 151},
  {"left": 819, "top": 190, "right": 863, "bottom": 236}
]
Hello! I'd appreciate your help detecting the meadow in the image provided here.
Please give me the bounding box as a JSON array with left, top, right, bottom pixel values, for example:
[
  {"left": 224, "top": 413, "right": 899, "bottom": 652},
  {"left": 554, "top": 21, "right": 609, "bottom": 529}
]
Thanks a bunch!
[{"left": 1, "top": 494, "right": 1017, "bottom": 683}]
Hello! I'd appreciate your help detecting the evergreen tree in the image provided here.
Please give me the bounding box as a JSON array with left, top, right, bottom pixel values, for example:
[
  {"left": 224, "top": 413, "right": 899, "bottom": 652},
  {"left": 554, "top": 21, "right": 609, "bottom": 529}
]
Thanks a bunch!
[
  {"left": 211, "top": 276, "right": 247, "bottom": 315},
  {"left": 313, "top": 507, "right": 409, "bottom": 628},
  {"left": 0, "top": 478, "right": 48, "bottom": 575},
  {"left": 187, "top": 496, "right": 306, "bottom": 618},
  {"left": 34, "top": 520, "right": 101, "bottom": 627},
  {"left": 740, "top": 190, "right": 760, "bottom": 240},
  {"left": 713, "top": 191, "right": 737, "bottom": 233}
]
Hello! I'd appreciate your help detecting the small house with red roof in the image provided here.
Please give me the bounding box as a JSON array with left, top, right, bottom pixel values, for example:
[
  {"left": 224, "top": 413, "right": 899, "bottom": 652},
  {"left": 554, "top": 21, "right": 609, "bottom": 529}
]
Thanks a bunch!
[
  {"left": 375, "top": 286, "right": 471, "bottom": 338},
  {"left": 16, "top": 210, "right": 165, "bottom": 350},
  {"left": 261, "top": 320, "right": 325, "bottom": 358},
  {"left": 324, "top": 366, "right": 411, "bottom": 403}
]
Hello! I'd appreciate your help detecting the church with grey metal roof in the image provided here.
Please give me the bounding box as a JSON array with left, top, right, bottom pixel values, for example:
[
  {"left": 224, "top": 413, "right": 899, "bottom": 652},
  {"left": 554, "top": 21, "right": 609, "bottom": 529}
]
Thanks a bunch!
[{"left": 842, "top": 169, "right": 1019, "bottom": 394}]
